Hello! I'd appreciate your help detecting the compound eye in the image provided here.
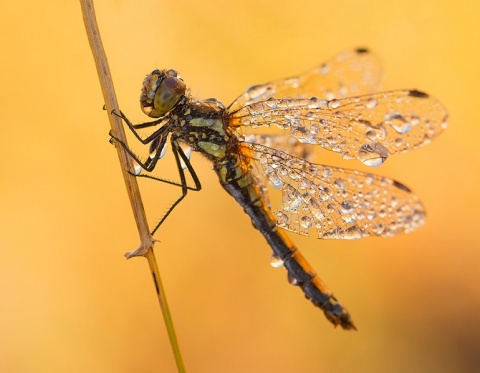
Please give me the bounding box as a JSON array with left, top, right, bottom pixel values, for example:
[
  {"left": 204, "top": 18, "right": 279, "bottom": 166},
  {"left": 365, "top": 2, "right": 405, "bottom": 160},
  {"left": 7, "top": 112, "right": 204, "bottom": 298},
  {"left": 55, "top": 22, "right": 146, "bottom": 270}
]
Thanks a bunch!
[
  {"left": 140, "top": 70, "right": 186, "bottom": 118},
  {"left": 149, "top": 76, "right": 185, "bottom": 117}
]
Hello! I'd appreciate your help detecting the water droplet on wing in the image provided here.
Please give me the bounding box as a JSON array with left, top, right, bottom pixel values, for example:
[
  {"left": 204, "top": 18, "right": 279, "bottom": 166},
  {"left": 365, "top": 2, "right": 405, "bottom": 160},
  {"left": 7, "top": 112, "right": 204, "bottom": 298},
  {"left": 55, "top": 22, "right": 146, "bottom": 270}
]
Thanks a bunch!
[
  {"left": 385, "top": 113, "right": 412, "bottom": 134},
  {"left": 300, "top": 215, "right": 313, "bottom": 229},
  {"left": 358, "top": 143, "right": 389, "bottom": 166},
  {"left": 366, "top": 98, "right": 378, "bottom": 109}
]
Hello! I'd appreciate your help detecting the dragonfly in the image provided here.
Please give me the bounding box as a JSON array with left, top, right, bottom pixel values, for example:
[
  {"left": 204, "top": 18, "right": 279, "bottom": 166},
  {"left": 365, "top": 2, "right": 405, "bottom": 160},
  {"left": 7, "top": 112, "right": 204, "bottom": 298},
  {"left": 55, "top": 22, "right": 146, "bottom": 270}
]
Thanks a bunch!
[{"left": 110, "top": 48, "right": 448, "bottom": 330}]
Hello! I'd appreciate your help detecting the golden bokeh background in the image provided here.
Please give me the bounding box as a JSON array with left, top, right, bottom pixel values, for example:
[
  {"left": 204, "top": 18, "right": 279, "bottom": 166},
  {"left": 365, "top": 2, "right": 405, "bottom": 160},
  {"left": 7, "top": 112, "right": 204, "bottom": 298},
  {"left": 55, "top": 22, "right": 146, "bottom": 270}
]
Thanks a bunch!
[{"left": 1, "top": 1, "right": 479, "bottom": 372}]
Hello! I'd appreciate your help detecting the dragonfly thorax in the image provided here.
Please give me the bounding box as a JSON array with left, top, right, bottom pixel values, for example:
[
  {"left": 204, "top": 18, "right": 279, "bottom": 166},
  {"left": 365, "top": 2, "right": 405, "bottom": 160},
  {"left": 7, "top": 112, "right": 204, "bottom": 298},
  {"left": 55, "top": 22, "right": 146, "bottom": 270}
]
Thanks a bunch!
[{"left": 175, "top": 97, "right": 234, "bottom": 160}]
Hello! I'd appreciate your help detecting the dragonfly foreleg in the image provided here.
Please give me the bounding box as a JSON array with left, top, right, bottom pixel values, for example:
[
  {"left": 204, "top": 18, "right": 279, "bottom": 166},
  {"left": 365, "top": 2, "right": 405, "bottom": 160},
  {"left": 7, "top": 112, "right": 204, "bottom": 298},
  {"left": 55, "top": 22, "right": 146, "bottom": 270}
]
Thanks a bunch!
[
  {"left": 110, "top": 131, "right": 201, "bottom": 192},
  {"left": 109, "top": 130, "right": 162, "bottom": 172},
  {"left": 149, "top": 137, "right": 202, "bottom": 235},
  {"left": 111, "top": 109, "right": 168, "bottom": 144}
]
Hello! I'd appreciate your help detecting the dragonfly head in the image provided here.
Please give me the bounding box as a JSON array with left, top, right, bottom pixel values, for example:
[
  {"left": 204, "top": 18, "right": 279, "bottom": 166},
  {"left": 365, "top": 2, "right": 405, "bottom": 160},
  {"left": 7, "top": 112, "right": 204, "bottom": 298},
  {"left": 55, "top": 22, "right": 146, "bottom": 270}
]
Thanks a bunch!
[{"left": 140, "top": 69, "right": 187, "bottom": 118}]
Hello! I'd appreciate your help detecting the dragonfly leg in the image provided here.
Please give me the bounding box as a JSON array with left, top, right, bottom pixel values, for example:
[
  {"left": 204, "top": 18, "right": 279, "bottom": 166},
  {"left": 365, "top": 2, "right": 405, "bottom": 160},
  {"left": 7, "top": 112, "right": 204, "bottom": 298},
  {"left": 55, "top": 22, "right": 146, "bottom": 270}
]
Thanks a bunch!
[
  {"left": 109, "top": 131, "right": 162, "bottom": 172},
  {"left": 110, "top": 132, "right": 201, "bottom": 191},
  {"left": 149, "top": 137, "right": 201, "bottom": 235},
  {"left": 111, "top": 109, "right": 168, "bottom": 144}
]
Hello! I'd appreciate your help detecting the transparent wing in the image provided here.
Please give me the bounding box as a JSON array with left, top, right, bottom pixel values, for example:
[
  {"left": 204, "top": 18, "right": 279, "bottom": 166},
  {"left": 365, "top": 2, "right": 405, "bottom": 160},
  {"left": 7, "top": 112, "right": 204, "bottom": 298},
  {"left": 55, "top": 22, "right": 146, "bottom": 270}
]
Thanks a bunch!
[
  {"left": 231, "top": 89, "right": 448, "bottom": 165},
  {"left": 228, "top": 48, "right": 382, "bottom": 112},
  {"left": 243, "top": 133, "right": 316, "bottom": 162},
  {"left": 239, "top": 142, "right": 425, "bottom": 239}
]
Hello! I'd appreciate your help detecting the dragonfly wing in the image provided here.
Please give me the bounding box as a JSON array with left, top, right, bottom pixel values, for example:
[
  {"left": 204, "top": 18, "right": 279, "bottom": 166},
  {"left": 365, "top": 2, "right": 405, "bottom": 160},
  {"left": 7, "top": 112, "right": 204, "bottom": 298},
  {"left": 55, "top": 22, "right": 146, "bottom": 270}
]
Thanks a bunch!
[
  {"left": 239, "top": 142, "right": 425, "bottom": 239},
  {"left": 232, "top": 90, "right": 448, "bottom": 165},
  {"left": 228, "top": 48, "right": 382, "bottom": 112},
  {"left": 242, "top": 133, "right": 316, "bottom": 162}
]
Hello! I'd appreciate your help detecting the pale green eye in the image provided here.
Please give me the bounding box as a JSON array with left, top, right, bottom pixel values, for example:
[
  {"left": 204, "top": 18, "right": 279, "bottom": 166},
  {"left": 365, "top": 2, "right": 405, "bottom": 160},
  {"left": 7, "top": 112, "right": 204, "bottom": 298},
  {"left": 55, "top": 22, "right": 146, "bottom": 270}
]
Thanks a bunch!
[
  {"left": 152, "top": 77, "right": 186, "bottom": 116},
  {"left": 141, "top": 72, "right": 186, "bottom": 118}
]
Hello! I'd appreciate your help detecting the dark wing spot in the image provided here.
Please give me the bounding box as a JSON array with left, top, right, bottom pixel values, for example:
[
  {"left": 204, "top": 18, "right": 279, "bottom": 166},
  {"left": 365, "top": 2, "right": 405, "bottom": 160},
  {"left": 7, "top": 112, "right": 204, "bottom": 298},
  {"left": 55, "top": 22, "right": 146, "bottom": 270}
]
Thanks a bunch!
[
  {"left": 408, "top": 90, "right": 429, "bottom": 98},
  {"left": 355, "top": 47, "right": 369, "bottom": 54},
  {"left": 393, "top": 180, "right": 412, "bottom": 193}
]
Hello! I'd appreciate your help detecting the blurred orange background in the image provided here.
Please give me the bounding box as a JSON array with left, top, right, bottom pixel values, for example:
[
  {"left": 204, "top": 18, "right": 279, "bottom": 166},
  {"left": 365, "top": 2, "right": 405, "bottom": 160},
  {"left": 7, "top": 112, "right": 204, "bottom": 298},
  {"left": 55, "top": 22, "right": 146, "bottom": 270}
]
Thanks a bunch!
[{"left": 1, "top": 1, "right": 479, "bottom": 372}]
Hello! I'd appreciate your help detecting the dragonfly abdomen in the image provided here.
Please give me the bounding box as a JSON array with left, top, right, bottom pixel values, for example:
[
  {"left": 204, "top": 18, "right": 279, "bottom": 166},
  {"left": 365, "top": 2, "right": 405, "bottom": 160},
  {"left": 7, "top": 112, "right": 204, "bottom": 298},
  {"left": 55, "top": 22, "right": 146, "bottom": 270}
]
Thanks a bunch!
[
  {"left": 216, "top": 155, "right": 356, "bottom": 330},
  {"left": 274, "top": 231, "right": 355, "bottom": 330}
]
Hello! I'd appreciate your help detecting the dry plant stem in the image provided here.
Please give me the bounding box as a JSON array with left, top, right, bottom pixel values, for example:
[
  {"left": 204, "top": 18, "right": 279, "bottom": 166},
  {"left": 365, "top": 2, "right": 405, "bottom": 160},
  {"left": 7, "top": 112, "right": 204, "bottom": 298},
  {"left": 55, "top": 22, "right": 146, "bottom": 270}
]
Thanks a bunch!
[{"left": 80, "top": 1, "right": 186, "bottom": 371}]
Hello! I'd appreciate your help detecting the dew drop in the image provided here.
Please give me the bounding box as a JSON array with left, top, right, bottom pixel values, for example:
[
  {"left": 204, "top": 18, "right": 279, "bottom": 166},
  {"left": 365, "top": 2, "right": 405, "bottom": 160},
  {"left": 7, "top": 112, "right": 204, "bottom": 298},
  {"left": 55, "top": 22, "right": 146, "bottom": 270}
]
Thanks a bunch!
[
  {"left": 318, "top": 186, "right": 333, "bottom": 201},
  {"left": 269, "top": 174, "right": 283, "bottom": 189},
  {"left": 155, "top": 142, "right": 168, "bottom": 159},
  {"left": 258, "top": 153, "right": 269, "bottom": 164},
  {"left": 276, "top": 211, "right": 289, "bottom": 226},
  {"left": 265, "top": 97, "right": 277, "bottom": 109},
  {"left": 304, "top": 111, "right": 317, "bottom": 121},
  {"left": 133, "top": 161, "right": 142, "bottom": 175},
  {"left": 270, "top": 253, "right": 284, "bottom": 268},
  {"left": 300, "top": 215, "right": 313, "bottom": 229},
  {"left": 309, "top": 199, "right": 325, "bottom": 221},
  {"left": 247, "top": 84, "right": 269, "bottom": 100},
  {"left": 299, "top": 179, "right": 311, "bottom": 190},
  {"left": 365, "top": 125, "right": 387, "bottom": 141},
  {"left": 307, "top": 97, "right": 324, "bottom": 109},
  {"left": 309, "top": 123, "right": 319, "bottom": 135},
  {"left": 366, "top": 98, "right": 378, "bottom": 109},
  {"left": 372, "top": 223, "right": 386, "bottom": 235},
  {"left": 342, "top": 226, "right": 362, "bottom": 240},
  {"left": 284, "top": 185, "right": 302, "bottom": 211},
  {"left": 365, "top": 174, "right": 375, "bottom": 185},
  {"left": 180, "top": 147, "right": 193, "bottom": 169},
  {"left": 342, "top": 215, "right": 356, "bottom": 224},
  {"left": 410, "top": 116, "right": 420, "bottom": 126},
  {"left": 328, "top": 99, "right": 341, "bottom": 109},
  {"left": 334, "top": 178, "right": 347, "bottom": 190},
  {"left": 358, "top": 143, "right": 389, "bottom": 166},
  {"left": 322, "top": 167, "right": 333, "bottom": 178},
  {"left": 413, "top": 210, "right": 425, "bottom": 224},
  {"left": 287, "top": 272, "right": 299, "bottom": 286},
  {"left": 340, "top": 200, "right": 354, "bottom": 214},
  {"left": 385, "top": 113, "right": 412, "bottom": 134},
  {"left": 365, "top": 130, "right": 376, "bottom": 141}
]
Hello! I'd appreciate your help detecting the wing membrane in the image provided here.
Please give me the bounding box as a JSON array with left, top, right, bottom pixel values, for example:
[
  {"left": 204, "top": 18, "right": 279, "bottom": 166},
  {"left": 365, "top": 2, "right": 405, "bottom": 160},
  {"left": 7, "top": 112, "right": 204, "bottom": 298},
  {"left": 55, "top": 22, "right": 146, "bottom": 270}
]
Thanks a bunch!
[
  {"left": 232, "top": 90, "right": 448, "bottom": 164},
  {"left": 242, "top": 133, "right": 315, "bottom": 162},
  {"left": 239, "top": 142, "right": 425, "bottom": 239},
  {"left": 228, "top": 48, "right": 382, "bottom": 112}
]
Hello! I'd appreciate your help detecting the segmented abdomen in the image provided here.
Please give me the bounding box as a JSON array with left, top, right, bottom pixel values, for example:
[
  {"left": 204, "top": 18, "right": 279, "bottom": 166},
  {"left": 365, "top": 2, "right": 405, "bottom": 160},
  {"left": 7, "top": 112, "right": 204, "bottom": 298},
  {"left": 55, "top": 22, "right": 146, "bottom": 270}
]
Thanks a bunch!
[{"left": 215, "top": 154, "right": 355, "bottom": 330}]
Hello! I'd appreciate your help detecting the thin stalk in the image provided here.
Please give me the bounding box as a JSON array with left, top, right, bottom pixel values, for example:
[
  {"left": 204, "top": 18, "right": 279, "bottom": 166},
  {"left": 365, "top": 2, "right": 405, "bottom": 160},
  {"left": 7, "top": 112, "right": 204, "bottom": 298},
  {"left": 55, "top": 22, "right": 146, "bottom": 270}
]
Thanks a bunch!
[{"left": 79, "top": 1, "right": 186, "bottom": 371}]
